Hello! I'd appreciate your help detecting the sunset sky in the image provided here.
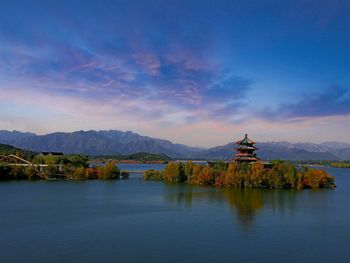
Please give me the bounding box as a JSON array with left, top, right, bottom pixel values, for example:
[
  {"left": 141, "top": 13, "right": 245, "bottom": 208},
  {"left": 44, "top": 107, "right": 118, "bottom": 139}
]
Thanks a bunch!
[{"left": 0, "top": 0, "right": 349, "bottom": 147}]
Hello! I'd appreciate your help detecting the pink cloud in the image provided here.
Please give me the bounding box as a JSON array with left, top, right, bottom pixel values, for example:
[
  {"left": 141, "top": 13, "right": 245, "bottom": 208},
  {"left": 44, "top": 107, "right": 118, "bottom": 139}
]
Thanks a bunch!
[
  {"left": 165, "top": 47, "right": 217, "bottom": 72},
  {"left": 132, "top": 52, "right": 160, "bottom": 76}
]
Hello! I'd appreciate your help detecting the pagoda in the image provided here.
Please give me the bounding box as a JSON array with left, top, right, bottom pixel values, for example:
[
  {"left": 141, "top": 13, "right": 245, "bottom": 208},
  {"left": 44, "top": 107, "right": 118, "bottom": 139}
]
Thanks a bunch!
[{"left": 234, "top": 134, "right": 259, "bottom": 163}]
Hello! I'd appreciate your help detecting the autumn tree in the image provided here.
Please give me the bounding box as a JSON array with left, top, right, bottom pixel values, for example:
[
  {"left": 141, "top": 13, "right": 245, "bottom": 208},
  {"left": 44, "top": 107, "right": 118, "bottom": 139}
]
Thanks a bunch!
[
  {"left": 184, "top": 161, "right": 194, "bottom": 183},
  {"left": 302, "top": 168, "right": 335, "bottom": 188},
  {"left": 190, "top": 165, "right": 216, "bottom": 185},
  {"left": 144, "top": 169, "right": 162, "bottom": 181},
  {"left": 163, "top": 162, "right": 186, "bottom": 183},
  {"left": 97, "top": 161, "right": 120, "bottom": 180}
]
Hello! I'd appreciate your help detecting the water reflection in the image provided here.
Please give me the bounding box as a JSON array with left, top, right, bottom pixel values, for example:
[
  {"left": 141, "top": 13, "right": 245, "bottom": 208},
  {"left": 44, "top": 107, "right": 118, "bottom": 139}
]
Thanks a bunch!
[
  {"left": 163, "top": 184, "right": 332, "bottom": 230},
  {"left": 222, "top": 188, "right": 264, "bottom": 228}
]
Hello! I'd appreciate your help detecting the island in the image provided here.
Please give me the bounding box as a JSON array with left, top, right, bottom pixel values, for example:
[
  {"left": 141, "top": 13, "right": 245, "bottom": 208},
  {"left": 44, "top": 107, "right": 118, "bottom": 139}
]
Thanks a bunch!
[{"left": 144, "top": 134, "right": 335, "bottom": 189}]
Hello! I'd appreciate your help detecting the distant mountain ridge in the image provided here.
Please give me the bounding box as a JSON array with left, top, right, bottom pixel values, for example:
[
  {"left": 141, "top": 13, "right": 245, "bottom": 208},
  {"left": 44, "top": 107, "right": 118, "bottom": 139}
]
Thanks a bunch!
[
  {"left": 194, "top": 142, "right": 342, "bottom": 161},
  {"left": 0, "top": 130, "right": 203, "bottom": 158},
  {"left": 0, "top": 130, "right": 349, "bottom": 160},
  {"left": 0, "top": 130, "right": 36, "bottom": 142}
]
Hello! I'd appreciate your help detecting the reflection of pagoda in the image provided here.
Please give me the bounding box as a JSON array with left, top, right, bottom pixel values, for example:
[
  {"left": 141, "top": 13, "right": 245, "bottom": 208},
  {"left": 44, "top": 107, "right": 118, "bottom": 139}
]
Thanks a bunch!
[{"left": 234, "top": 134, "right": 259, "bottom": 163}]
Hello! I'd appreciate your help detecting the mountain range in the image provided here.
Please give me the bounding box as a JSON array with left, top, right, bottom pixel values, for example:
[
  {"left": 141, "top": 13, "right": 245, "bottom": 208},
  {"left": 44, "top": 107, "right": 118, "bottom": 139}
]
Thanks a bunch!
[{"left": 0, "top": 130, "right": 349, "bottom": 160}]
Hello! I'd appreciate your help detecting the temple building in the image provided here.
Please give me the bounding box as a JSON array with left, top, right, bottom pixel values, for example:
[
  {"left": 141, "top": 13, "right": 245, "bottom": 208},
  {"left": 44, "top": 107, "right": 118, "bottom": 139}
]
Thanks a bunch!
[{"left": 234, "top": 134, "right": 259, "bottom": 163}]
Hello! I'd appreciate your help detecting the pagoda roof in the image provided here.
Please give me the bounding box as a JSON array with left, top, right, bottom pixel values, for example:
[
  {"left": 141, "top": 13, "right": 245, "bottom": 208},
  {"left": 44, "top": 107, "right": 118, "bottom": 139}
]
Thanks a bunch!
[
  {"left": 234, "top": 155, "right": 260, "bottom": 160},
  {"left": 236, "top": 134, "right": 256, "bottom": 145},
  {"left": 236, "top": 152, "right": 257, "bottom": 156},
  {"left": 235, "top": 145, "right": 257, "bottom": 150},
  {"left": 234, "top": 157, "right": 259, "bottom": 162}
]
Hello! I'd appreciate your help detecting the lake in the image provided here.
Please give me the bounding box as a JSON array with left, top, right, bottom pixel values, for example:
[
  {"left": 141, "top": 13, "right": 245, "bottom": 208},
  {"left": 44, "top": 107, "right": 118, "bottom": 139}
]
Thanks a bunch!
[{"left": 0, "top": 166, "right": 349, "bottom": 262}]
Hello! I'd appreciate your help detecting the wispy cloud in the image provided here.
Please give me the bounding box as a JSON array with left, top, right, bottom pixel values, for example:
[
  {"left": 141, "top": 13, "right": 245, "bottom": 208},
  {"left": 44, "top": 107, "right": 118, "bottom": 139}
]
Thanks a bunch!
[
  {"left": 260, "top": 86, "right": 350, "bottom": 121},
  {"left": 132, "top": 52, "right": 160, "bottom": 76},
  {"left": 0, "top": 33, "right": 253, "bottom": 126}
]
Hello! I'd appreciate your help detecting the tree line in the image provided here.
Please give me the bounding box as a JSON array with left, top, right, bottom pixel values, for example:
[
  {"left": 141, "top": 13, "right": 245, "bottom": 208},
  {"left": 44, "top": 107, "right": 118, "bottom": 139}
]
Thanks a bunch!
[
  {"left": 330, "top": 162, "right": 350, "bottom": 168},
  {"left": 144, "top": 161, "right": 335, "bottom": 189},
  {"left": 0, "top": 154, "right": 129, "bottom": 180}
]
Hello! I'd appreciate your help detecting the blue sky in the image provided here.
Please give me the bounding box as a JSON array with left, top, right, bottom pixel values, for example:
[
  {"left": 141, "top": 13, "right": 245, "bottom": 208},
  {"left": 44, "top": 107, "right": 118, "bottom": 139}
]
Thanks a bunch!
[{"left": 0, "top": 0, "right": 349, "bottom": 146}]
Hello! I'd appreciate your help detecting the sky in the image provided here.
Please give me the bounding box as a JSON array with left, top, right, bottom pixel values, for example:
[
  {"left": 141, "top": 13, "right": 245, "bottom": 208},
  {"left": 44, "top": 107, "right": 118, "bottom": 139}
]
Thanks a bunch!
[{"left": 0, "top": 0, "right": 349, "bottom": 147}]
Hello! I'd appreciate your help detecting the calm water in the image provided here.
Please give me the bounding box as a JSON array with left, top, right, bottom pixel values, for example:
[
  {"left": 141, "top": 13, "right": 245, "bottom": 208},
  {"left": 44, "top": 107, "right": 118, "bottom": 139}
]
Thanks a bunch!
[{"left": 0, "top": 166, "right": 349, "bottom": 263}]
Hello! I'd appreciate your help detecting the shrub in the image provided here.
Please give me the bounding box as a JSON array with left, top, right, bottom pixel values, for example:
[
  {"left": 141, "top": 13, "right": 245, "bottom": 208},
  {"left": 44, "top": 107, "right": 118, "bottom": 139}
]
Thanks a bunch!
[
  {"left": 97, "top": 161, "right": 120, "bottom": 180},
  {"left": 302, "top": 168, "right": 335, "bottom": 188}
]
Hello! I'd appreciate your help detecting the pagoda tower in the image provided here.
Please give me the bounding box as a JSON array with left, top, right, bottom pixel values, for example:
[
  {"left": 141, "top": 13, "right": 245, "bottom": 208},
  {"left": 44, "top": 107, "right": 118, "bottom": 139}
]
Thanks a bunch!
[{"left": 234, "top": 134, "right": 259, "bottom": 163}]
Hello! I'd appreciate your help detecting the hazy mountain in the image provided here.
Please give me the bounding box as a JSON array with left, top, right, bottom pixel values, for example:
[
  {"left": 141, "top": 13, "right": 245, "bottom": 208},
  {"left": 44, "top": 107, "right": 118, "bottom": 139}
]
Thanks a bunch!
[
  {"left": 195, "top": 142, "right": 346, "bottom": 160},
  {"left": 257, "top": 142, "right": 340, "bottom": 161},
  {"left": 0, "top": 130, "right": 349, "bottom": 160},
  {"left": 0, "top": 130, "right": 35, "bottom": 143},
  {"left": 0, "top": 130, "right": 203, "bottom": 158},
  {"left": 320, "top": 141, "right": 350, "bottom": 150},
  {"left": 333, "top": 148, "right": 350, "bottom": 160}
]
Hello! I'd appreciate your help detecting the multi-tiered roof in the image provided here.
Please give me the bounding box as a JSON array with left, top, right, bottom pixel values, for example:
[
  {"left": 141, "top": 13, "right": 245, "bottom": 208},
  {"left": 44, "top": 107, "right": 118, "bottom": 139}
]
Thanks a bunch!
[{"left": 234, "top": 134, "right": 259, "bottom": 163}]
